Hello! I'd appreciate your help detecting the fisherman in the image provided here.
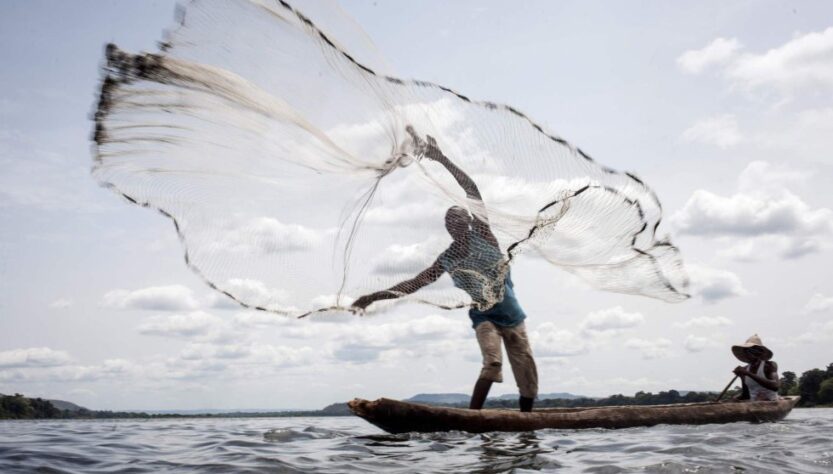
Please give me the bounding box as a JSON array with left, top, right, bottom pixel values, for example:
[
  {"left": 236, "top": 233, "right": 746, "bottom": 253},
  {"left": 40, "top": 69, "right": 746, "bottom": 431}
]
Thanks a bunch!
[
  {"left": 731, "top": 334, "right": 779, "bottom": 401},
  {"left": 351, "top": 127, "right": 538, "bottom": 412}
]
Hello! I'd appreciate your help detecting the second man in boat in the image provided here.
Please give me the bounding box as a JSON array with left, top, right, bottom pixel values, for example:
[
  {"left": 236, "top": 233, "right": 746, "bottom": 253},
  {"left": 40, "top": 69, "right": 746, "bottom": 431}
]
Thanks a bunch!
[{"left": 731, "top": 334, "right": 780, "bottom": 401}]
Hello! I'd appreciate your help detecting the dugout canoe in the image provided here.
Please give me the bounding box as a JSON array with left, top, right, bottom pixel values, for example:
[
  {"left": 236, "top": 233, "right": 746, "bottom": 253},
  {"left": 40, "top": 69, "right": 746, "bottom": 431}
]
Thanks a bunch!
[{"left": 347, "top": 396, "right": 800, "bottom": 433}]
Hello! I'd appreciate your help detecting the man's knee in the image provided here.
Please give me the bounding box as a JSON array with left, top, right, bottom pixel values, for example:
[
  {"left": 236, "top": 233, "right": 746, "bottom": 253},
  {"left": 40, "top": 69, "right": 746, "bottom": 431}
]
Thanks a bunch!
[
  {"left": 519, "top": 384, "right": 538, "bottom": 399},
  {"left": 507, "top": 351, "right": 537, "bottom": 397},
  {"left": 480, "top": 361, "right": 503, "bottom": 383},
  {"left": 518, "top": 368, "right": 538, "bottom": 399}
]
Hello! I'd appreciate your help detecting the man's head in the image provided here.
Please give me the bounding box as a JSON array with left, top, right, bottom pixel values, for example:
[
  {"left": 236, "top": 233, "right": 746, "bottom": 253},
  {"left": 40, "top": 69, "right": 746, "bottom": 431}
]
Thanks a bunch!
[
  {"left": 445, "top": 206, "right": 471, "bottom": 241},
  {"left": 744, "top": 346, "right": 767, "bottom": 361}
]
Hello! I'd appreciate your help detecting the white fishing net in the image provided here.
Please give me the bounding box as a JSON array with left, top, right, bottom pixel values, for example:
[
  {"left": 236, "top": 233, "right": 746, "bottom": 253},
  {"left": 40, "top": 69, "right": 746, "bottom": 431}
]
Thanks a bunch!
[{"left": 92, "top": 0, "right": 689, "bottom": 317}]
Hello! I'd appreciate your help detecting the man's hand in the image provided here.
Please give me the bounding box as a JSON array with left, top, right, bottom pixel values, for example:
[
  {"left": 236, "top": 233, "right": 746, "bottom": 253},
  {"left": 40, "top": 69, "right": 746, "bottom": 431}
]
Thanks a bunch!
[
  {"left": 405, "top": 125, "right": 442, "bottom": 162},
  {"left": 733, "top": 366, "right": 749, "bottom": 377}
]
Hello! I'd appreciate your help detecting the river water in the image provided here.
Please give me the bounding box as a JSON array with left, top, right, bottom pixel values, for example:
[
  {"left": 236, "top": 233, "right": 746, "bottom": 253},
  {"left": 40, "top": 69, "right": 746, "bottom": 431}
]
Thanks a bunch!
[{"left": 1, "top": 409, "right": 831, "bottom": 473}]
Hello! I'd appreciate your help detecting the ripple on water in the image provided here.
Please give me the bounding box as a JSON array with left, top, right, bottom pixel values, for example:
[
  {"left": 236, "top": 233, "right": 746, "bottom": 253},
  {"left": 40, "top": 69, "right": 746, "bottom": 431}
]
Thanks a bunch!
[{"left": 0, "top": 410, "right": 832, "bottom": 473}]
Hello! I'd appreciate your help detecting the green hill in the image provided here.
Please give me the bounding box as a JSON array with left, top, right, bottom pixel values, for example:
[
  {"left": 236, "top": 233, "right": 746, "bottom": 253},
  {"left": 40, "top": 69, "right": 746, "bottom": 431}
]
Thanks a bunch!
[{"left": 47, "top": 399, "right": 87, "bottom": 412}]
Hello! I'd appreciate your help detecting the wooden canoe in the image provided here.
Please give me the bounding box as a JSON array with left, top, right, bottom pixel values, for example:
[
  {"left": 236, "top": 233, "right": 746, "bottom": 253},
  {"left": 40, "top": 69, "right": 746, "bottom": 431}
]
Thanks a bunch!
[{"left": 348, "top": 396, "right": 800, "bottom": 433}]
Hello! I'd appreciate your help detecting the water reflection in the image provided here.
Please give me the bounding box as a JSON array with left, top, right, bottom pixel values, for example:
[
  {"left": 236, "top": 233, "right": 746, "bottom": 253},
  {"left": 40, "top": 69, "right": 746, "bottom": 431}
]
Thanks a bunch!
[{"left": 475, "top": 431, "right": 561, "bottom": 472}]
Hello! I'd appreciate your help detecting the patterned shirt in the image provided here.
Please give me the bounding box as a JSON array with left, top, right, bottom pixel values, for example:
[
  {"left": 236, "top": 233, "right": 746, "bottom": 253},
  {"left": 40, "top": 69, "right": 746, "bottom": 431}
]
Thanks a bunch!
[{"left": 438, "top": 230, "right": 526, "bottom": 328}]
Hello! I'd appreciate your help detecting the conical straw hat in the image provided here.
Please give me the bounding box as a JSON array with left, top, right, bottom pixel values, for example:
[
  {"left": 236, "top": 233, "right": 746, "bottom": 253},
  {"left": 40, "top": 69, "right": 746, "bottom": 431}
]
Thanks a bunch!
[{"left": 731, "top": 334, "right": 773, "bottom": 363}]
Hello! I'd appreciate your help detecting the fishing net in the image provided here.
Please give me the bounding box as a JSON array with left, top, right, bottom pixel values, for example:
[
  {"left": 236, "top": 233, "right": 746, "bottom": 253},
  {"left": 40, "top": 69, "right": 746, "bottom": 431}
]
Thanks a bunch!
[{"left": 92, "top": 0, "right": 689, "bottom": 317}]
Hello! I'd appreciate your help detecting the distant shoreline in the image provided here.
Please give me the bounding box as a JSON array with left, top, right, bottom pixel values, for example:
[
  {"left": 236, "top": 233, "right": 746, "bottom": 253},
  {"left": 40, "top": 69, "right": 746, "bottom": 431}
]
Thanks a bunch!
[
  {"left": 2, "top": 405, "right": 831, "bottom": 422},
  {"left": 3, "top": 387, "right": 830, "bottom": 420}
]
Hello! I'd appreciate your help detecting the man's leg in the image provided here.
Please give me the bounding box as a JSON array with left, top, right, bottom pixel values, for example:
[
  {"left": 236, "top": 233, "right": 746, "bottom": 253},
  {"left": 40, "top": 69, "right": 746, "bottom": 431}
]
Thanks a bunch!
[
  {"left": 469, "top": 378, "right": 493, "bottom": 410},
  {"left": 501, "top": 322, "right": 538, "bottom": 412},
  {"left": 471, "top": 322, "right": 503, "bottom": 410}
]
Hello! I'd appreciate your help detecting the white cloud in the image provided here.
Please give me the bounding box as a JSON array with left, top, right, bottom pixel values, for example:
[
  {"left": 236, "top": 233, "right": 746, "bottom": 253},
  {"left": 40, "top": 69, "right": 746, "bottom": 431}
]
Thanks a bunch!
[
  {"left": 332, "top": 342, "right": 390, "bottom": 363},
  {"left": 245, "top": 343, "right": 316, "bottom": 367},
  {"left": 178, "top": 342, "right": 314, "bottom": 368},
  {"left": 371, "top": 237, "right": 447, "bottom": 275},
  {"left": 683, "top": 335, "right": 718, "bottom": 353},
  {"left": 727, "top": 27, "right": 833, "bottom": 95},
  {"left": 328, "top": 313, "right": 470, "bottom": 363},
  {"left": 674, "top": 316, "right": 733, "bottom": 329},
  {"left": 344, "top": 314, "right": 468, "bottom": 345},
  {"left": 579, "top": 306, "right": 644, "bottom": 335},
  {"left": 672, "top": 161, "right": 833, "bottom": 261},
  {"left": 624, "top": 338, "right": 673, "bottom": 359},
  {"left": 803, "top": 293, "right": 833, "bottom": 314},
  {"left": 180, "top": 343, "right": 251, "bottom": 361},
  {"left": 674, "top": 189, "right": 831, "bottom": 237},
  {"left": 101, "top": 358, "right": 138, "bottom": 372},
  {"left": 48, "top": 298, "right": 73, "bottom": 309},
  {"left": 677, "top": 38, "right": 743, "bottom": 74},
  {"left": 788, "top": 319, "right": 833, "bottom": 345},
  {"left": 686, "top": 264, "right": 747, "bottom": 303},
  {"left": 736, "top": 161, "right": 812, "bottom": 195},
  {"left": 0, "top": 362, "right": 136, "bottom": 384},
  {"left": 680, "top": 29, "right": 833, "bottom": 98},
  {"left": 209, "top": 278, "right": 292, "bottom": 311},
  {"left": 0, "top": 347, "right": 72, "bottom": 368},
  {"left": 719, "top": 234, "right": 823, "bottom": 261},
  {"left": 214, "top": 217, "right": 323, "bottom": 254},
  {"left": 0, "top": 341, "right": 319, "bottom": 385},
  {"left": 364, "top": 201, "right": 446, "bottom": 226},
  {"left": 681, "top": 115, "right": 742, "bottom": 149},
  {"left": 310, "top": 294, "right": 355, "bottom": 309},
  {"left": 137, "top": 311, "right": 226, "bottom": 339},
  {"left": 233, "top": 312, "right": 472, "bottom": 364},
  {"left": 232, "top": 310, "right": 286, "bottom": 327},
  {"left": 326, "top": 118, "right": 397, "bottom": 162},
  {"left": 103, "top": 285, "right": 199, "bottom": 311},
  {"left": 531, "top": 323, "right": 588, "bottom": 357}
]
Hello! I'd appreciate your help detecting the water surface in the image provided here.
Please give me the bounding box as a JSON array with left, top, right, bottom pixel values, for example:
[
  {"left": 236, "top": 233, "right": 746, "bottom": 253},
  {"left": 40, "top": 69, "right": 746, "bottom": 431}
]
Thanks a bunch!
[{"left": 1, "top": 409, "right": 831, "bottom": 473}]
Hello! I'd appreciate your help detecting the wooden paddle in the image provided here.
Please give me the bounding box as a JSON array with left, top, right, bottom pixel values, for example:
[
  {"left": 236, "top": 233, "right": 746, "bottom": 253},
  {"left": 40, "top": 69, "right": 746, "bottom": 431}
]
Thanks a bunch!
[{"left": 714, "top": 375, "right": 739, "bottom": 402}]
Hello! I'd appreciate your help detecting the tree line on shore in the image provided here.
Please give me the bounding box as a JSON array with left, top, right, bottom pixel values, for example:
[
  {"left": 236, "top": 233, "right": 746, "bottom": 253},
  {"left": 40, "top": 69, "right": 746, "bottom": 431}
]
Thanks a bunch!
[
  {"left": 483, "top": 362, "right": 833, "bottom": 409},
  {"left": 484, "top": 389, "right": 714, "bottom": 409},
  {"left": 0, "top": 393, "right": 348, "bottom": 420},
  {"left": 0, "top": 394, "right": 63, "bottom": 419},
  {"left": 2, "top": 362, "right": 831, "bottom": 419},
  {"left": 778, "top": 362, "right": 833, "bottom": 407},
  {"left": 0, "top": 394, "right": 152, "bottom": 420}
]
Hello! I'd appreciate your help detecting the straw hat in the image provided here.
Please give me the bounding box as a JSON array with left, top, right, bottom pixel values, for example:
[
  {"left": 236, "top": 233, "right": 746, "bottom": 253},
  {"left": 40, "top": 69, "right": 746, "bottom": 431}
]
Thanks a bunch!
[{"left": 731, "top": 334, "right": 773, "bottom": 363}]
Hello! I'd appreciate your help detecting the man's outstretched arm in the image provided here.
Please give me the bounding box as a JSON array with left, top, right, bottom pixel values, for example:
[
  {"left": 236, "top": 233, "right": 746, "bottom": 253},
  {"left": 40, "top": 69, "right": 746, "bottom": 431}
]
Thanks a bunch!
[
  {"left": 408, "top": 126, "right": 482, "bottom": 200},
  {"left": 351, "top": 259, "right": 444, "bottom": 311},
  {"left": 407, "top": 126, "right": 499, "bottom": 246}
]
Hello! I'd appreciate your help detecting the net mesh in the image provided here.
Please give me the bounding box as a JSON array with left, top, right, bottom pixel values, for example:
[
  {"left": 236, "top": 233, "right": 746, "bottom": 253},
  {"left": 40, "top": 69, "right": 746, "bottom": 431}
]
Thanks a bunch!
[{"left": 92, "top": 0, "right": 690, "bottom": 317}]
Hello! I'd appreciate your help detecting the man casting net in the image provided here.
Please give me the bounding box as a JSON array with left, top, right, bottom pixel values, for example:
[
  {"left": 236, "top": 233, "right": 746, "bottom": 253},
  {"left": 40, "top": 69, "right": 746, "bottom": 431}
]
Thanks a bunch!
[{"left": 92, "top": 0, "right": 690, "bottom": 318}]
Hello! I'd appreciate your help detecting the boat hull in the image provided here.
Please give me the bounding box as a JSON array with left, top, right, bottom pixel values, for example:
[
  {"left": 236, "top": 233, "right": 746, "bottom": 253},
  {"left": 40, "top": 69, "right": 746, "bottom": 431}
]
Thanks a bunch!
[{"left": 347, "top": 396, "right": 800, "bottom": 434}]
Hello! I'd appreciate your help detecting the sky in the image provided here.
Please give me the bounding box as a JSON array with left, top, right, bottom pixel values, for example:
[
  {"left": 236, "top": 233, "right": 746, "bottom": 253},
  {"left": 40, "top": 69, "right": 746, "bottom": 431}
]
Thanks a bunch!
[{"left": 1, "top": 0, "right": 832, "bottom": 410}]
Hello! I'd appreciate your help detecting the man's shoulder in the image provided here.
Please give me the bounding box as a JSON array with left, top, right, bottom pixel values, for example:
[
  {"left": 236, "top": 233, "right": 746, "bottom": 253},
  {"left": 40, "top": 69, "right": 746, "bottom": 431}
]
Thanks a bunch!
[{"left": 436, "top": 244, "right": 456, "bottom": 269}]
